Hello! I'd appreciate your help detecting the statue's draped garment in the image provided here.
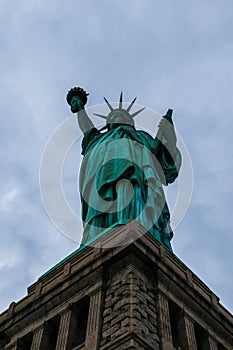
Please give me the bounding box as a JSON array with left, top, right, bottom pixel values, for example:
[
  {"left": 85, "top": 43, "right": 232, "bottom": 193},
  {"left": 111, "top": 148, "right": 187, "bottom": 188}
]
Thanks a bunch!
[{"left": 79, "top": 124, "right": 181, "bottom": 251}]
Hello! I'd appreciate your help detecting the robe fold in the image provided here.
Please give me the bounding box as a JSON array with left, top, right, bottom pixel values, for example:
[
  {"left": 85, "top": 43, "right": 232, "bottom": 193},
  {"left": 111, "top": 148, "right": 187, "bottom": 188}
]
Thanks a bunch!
[{"left": 79, "top": 125, "right": 181, "bottom": 251}]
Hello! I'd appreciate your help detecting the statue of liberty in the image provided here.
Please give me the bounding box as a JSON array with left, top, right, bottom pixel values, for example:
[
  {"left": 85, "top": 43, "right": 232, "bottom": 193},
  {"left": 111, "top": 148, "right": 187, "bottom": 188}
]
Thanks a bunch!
[{"left": 67, "top": 87, "right": 181, "bottom": 251}]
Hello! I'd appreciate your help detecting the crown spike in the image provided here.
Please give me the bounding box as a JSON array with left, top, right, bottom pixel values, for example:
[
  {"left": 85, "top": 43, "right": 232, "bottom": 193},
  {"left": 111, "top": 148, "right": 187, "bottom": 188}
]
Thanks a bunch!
[
  {"left": 93, "top": 113, "right": 108, "bottom": 119},
  {"left": 131, "top": 107, "right": 146, "bottom": 118},
  {"left": 119, "top": 91, "right": 123, "bottom": 109},
  {"left": 126, "top": 97, "right": 137, "bottom": 112},
  {"left": 103, "top": 97, "right": 114, "bottom": 111}
]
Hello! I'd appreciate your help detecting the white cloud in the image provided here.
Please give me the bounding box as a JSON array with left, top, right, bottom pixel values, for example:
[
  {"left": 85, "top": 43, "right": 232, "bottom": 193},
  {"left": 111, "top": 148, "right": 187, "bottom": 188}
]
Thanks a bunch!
[{"left": 0, "top": 188, "right": 19, "bottom": 212}]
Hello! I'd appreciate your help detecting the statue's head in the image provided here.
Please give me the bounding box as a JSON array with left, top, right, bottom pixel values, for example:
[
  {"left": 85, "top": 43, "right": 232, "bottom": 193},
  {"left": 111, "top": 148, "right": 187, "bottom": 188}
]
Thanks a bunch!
[
  {"left": 106, "top": 108, "right": 134, "bottom": 126},
  {"left": 94, "top": 92, "right": 145, "bottom": 128}
]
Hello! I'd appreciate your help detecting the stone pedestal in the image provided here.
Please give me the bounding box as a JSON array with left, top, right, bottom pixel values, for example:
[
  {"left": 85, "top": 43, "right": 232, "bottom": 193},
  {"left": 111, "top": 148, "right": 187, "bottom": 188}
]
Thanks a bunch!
[
  {"left": 0, "top": 223, "right": 233, "bottom": 350},
  {"left": 157, "top": 294, "right": 173, "bottom": 350},
  {"left": 177, "top": 315, "right": 197, "bottom": 350},
  {"left": 31, "top": 325, "right": 49, "bottom": 350}
]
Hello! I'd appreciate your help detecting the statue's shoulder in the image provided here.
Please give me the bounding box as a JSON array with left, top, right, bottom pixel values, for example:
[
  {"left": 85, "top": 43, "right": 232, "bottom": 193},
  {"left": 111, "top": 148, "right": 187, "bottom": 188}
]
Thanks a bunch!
[
  {"left": 83, "top": 127, "right": 100, "bottom": 137},
  {"left": 82, "top": 128, "right": 101, "bottom": 155}
]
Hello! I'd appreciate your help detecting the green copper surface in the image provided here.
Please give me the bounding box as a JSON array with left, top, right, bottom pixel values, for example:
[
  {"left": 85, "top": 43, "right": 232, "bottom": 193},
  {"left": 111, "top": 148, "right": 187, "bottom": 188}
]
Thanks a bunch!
[{"left": 67, "top": 89, "right": 181, "bottom": 252}]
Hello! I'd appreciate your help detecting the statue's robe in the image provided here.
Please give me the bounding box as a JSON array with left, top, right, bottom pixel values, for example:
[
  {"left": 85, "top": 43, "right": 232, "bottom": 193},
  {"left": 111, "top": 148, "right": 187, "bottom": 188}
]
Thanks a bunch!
[{"left": 79, "top": 124, "right": 181, "bottom": 251}]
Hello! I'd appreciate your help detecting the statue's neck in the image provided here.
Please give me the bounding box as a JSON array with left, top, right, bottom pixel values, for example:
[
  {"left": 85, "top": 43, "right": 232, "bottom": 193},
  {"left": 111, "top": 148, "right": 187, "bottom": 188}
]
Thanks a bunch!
[{"left": 107, "top": 123, "right": 134, "bottom": 131}]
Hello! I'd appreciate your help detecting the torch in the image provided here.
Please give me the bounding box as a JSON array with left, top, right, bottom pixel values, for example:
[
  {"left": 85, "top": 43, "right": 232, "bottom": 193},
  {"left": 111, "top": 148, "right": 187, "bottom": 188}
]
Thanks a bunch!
[{"left": 66, "top": 87, "right": 89, "bottom": 113}]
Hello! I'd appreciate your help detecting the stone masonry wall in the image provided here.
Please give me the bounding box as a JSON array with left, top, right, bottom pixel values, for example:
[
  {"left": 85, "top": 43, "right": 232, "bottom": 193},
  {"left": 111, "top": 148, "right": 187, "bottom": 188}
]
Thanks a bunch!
[{"left": 100, "top": 265, "right": 159, "bottom": 349}]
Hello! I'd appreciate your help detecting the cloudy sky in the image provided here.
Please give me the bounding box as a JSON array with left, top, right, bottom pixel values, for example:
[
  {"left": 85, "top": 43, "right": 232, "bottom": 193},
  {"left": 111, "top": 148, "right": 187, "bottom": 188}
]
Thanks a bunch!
[{"left": 1, "top": 0, "right": 233, "bottom": 315}]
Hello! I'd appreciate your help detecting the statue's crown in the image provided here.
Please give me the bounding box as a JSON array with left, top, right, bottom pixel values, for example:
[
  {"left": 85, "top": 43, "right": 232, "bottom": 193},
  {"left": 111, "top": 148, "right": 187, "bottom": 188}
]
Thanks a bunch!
[{"left": 94, "top": 92, "right": 145, "bottom": 126}]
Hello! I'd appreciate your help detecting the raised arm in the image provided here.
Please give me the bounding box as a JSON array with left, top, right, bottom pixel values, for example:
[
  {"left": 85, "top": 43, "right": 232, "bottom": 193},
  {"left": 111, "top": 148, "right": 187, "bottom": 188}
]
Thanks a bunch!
[
  {"left": 66, "top": 87, "right": 95, "bottom": 134},
  {"left": 70, "top": 96, "right": 94, "bottom": 134}
]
